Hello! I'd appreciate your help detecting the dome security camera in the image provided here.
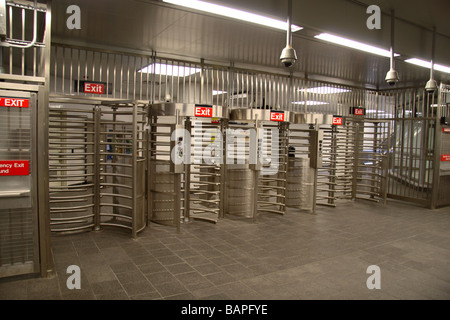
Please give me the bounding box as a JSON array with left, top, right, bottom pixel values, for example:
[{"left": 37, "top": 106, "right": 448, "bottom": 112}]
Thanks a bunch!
[
  {"left": 425, "top": 79, "right": 438, "bottom": 92},
  {"left": 385, "top": 68, "right": 399, "bottom": 86},
  {"left": 280, "top": 44, "right": 297, "bottom": 68}
]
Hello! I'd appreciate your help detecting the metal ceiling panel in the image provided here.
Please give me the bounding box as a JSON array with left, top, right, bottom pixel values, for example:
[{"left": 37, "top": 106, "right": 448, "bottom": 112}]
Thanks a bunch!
[{"left": 50, "top": 0, "right": 450, "bottom": 89}]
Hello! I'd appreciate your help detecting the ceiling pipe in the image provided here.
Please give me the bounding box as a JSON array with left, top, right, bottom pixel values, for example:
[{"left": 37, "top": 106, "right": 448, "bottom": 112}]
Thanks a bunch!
[
  {"left": 280, "top": 0, "right": 297, "bottom": 68},
  {"left": 425, "top": 27, "right": 438, "bottom": 92},
  {"left": 385, "top": 10, "right": 399, "bottom": 86}
]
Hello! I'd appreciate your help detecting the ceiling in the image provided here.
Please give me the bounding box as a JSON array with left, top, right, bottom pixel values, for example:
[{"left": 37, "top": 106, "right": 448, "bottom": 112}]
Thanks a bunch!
[{"left": 50, "top": 0, "right": 450, "bottom": 89}]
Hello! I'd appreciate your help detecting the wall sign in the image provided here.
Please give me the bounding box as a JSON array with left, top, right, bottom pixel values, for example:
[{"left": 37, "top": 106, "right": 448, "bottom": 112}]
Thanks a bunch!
[
  {"left": 0, "top": 98, "right": 30, "bottom": 108},
  {"left": 270, "top": 111, "right": 285, "bottom": 122},
  {"left": 332, "top": 116, "right": 343, "bottom": 125},
  {"left": 441, "top": 154, "right": 450, "bottom": 162},
  {"left": 78, "top": 81, "right": 106, "bottom": 94},
  {"left": 194, "top": 105, "right": 213, "bottom": 117},
  {"left": 350, "top": 107, "right": 366, "bottom": 116},
  {"left": 0, "top": 160, "right": 30, "bottom": 176}
]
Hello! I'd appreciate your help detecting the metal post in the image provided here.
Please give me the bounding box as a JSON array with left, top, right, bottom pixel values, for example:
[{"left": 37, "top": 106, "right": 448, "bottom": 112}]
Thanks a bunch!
[
  {"left": 93, "top": 105, "right": 101, "bottom": 231},
  {"left": 132, "top": 102, "right": 138, "bottom": 238},
  {"left": 37, "top": 0, "right": 52, "bottom": 278},
  {"left": 184, "top": 117, "right": 191, "bottom": 221}
]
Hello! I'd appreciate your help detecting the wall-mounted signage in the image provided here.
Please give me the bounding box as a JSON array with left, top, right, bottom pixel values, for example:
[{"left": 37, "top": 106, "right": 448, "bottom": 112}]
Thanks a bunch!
[
  {"left": 350, "top": 107, "right": 366, "bottom": 116},
  {"left": 0, "top": 160, "right": 30, "bottom": 176},
  {"left": 270, "top": 111, "right": 285, "bottom": 122},
  {"left": 194, "top": 105, "right": 213, "bottom": 117},
  {"left": 441, "top": 154, "right": 450, "bottom": 162},
  {"left": 332, "top": 116, "right": 343, "bottom": 125},
  {"left": 0, "top": 98, "right": 30, "bottom": 108},
  {"left": 442, "top": 127, "right": 450, "bottom": 133},
  {"left": 77, "top": 81, "right": 106, "bottom": 94}
]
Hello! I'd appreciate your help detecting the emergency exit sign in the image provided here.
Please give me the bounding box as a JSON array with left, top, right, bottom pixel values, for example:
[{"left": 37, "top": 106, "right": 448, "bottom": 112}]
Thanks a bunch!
[
  {"left": 78, "top": 81, "right": 106, "bottom": 94},
  {"left": 270, "top": 111, "right": 285, "bottom": 121},
  {"left": 194, "top": 105, "right": 213, "bottom": 117},
  {"left": 0, "top": 161, "right": 29, "bottom": 176},
  {"left": 332, "top": 116, "right": 343, "bottom": 125},
  {"left": 350, "top": 107, "right": 366, "bottom": 116},
  {"left": 0, "top": 98, "right": 29, "bottom": 108}
]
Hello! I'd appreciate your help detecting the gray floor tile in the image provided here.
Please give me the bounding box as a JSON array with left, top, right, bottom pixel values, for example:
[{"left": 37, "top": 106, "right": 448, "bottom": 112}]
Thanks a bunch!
[{"left": 3, "top": 199, "right": 450, "bottom": 300}]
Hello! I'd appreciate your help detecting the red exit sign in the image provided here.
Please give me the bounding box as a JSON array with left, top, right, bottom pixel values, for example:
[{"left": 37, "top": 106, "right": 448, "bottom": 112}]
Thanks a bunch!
[
  {"left": 0, "top": 160, "right": 29, "bottom": 176},
  {"left": 441, "top": 154, "right": 450, "bottom": 162},
  {"left": 332, "top": 117, "right": 343, "bottom": 125},
  {"left": 350, "top": 107, "right": 365, "bottom": 116},
  {"left": 354, "top": 108, "right": 364, "bottom": 115},
  {"left": 83, "top": 82, "right": 105, "bottom": 94},
  {"left": 194, "top": 105, "right": 213, "bottom": 117},
  {"left": 0, "top": 98, "right": 29, "bottom": 108},
  {"left": 270, "top": 111, "right": 285, "bottom": 122}
]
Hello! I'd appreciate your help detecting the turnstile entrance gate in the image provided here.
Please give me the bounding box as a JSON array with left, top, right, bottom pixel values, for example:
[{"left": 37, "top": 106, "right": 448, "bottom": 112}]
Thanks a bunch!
[
  {"left": 48, "top": 101, "right": 147, "bottom": 238},
  {"left": 147, "top": 103, "right": 227, "bottom": 230},
  {"left": 227, "top": 109, "right": 289, "bottom": 220},
  {"left": 314, "top": 116, "right": 390, "bottom": 207},
  {"left": 286, "top": 113, "right": 333, "bottom": 213}
]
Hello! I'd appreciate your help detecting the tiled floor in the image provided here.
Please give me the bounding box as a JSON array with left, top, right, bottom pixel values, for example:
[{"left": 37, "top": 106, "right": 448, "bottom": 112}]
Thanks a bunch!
[{"left": 1, "top": 199, "right": 450, "bottom": 300}]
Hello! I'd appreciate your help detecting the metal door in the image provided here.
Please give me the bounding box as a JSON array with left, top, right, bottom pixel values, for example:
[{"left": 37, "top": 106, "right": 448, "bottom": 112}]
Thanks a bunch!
[{"left": 0, "top": 90, "right": 39, "bottom": 278}]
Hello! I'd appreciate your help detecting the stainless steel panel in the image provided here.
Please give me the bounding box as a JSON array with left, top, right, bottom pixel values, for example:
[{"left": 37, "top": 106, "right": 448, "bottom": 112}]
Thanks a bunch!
[
  {"left": 226, "top": 168, "right": 256, "bottom": 218},
  {"left": 290, "top": 113, "right": 333, "bottom": 125},
  {"left": 286, "top": 157, "right": 314, "bottom": 210}
]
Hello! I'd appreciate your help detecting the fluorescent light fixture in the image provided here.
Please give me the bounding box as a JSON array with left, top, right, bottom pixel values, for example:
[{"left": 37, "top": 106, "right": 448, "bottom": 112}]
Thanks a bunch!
[
  {"left": 405, "top": 58, "right": 450, "bottom": 74},
  {"left": 292, "top": 101, "right": 329, "bottom": 105},
  {"left": 213, "top": 90, "right": 227, "bottom": 95},
  {"left": 230, "top": 93, "right": 248, "bottom": 99},
  {"left": 138, "top": 63, "right": 201, "bottom": 76},
  {"left": 163, "top": 0, "right": 302, "bottom": 32},
  {"left": 314, "top": 33, "right": 399, "bottom": 58},
  {"left": 366, "top": 109, "right": 387, "bottom": 114},
  {"left": 300, "top": 86, "right": 352, "bottom": 94}
]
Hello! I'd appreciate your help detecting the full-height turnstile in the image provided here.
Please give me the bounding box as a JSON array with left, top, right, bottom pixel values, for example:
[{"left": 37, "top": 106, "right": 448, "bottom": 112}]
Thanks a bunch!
[
  {"left": 227, "top": 109, "right": 289, "bottom": 221},
  {"left": 48, "top": 101, "right": 147, "bottom": 238},
  {"left": 312, "top": 115, "right": 390, "bottom": 207},
  {"left": 95, "top": 101, "right": 148, "bottom": 237},
  {"left": 147, "top": 103, "right": 228, "bottom": 230},
  {"left": 286, "top": 113, "right": 333, "bottom": 213}
]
